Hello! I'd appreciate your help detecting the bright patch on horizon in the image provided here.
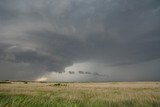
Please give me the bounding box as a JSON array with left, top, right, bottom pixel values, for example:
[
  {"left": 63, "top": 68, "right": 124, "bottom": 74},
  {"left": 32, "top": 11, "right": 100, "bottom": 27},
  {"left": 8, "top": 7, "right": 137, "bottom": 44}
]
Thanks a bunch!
[{"left": 36, "top": 77, "right": 48, "bottom": 81}]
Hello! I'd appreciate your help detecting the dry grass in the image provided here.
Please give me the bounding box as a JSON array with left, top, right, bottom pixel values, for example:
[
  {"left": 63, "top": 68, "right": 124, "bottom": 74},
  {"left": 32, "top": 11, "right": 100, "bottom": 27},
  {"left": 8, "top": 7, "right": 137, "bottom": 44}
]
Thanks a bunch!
[{"left": 0, "top": 82, "right": 160, "bottom": 107}]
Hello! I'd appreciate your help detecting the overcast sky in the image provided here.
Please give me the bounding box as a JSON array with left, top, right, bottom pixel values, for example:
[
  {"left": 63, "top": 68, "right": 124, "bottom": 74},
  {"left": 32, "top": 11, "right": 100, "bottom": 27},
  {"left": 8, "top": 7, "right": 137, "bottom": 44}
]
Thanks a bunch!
[{"left": 0, "top": 0, "right": 160, "bottom": 81}]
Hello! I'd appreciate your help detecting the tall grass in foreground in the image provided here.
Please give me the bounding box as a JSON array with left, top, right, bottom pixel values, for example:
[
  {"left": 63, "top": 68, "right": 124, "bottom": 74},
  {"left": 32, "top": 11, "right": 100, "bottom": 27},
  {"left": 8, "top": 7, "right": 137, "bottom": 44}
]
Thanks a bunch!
[{"left": 0, "top": 82, "right": 160, "bottom": 107}]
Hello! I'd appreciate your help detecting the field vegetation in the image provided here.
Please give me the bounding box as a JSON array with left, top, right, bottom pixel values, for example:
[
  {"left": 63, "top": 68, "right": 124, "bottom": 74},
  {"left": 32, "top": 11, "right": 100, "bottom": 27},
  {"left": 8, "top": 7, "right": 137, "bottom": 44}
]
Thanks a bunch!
[{"left": 0, "top": 82, "right": 160, "bottom": 107}]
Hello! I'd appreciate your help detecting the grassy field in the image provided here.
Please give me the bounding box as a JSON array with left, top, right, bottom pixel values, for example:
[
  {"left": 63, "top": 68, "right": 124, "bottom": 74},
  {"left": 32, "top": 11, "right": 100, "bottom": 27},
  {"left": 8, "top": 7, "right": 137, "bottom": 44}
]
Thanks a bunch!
[{"left": 0, "top": 82, "right": 160, "bottom": 107}]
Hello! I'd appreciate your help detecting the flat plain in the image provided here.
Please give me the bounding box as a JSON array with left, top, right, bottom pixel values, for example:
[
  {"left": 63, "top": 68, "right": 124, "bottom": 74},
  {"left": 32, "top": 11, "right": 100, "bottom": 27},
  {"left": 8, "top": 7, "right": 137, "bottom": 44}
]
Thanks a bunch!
[{"left": 0, "top": 82, "right": 160, "bottom": 107}]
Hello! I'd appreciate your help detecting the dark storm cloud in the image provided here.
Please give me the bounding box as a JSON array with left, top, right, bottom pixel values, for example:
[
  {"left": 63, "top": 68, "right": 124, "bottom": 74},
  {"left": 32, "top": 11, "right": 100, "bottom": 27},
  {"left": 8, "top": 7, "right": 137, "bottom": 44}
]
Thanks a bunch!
[{"left": 0, "top": 0, "right": 160, "bottom": 80}]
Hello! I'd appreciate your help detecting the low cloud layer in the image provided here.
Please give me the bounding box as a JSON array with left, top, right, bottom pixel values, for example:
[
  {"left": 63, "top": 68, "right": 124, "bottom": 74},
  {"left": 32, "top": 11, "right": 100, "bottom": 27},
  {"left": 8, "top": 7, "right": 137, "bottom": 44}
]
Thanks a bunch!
[{"left": 0, "top": 0, "right": 160, "bottom": 81}]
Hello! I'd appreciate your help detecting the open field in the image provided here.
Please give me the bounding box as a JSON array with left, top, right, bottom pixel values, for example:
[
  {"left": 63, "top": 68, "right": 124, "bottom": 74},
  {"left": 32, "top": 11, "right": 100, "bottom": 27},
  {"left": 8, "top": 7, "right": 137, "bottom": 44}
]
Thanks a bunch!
[{"left": 0, "top": 82, "right": 160, "bottom": 107}]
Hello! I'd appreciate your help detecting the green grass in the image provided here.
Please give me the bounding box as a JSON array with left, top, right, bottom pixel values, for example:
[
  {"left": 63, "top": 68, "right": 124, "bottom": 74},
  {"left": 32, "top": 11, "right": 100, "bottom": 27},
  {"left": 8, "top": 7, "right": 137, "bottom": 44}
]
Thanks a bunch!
[{"left": 0, "top": 82, "right": 160, "bottom": 107}]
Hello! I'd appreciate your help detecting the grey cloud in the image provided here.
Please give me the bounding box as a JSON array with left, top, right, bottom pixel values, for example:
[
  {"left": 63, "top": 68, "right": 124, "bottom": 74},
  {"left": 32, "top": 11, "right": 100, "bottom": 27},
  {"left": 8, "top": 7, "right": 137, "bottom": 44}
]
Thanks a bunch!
[
  {"left": 78, "top": 71, "right": 84, "bottom": 74},
  {"left": 71, "top": 70, "right": 108, "bottom": 77},
  {"left": 68, "top": 71, "right": 75, "bottom": 74},
  {"left": 84, "top": 71, "right": 107, "bottom": 77},
  {"left": 85, "top": 71, "right": 92, "bottom": 75},
  {"left": 93, "top": 72, "right": 102, "bottom": 76},
  {"left": 0, "top": 0, "right": 160, "bottom": 80}
]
